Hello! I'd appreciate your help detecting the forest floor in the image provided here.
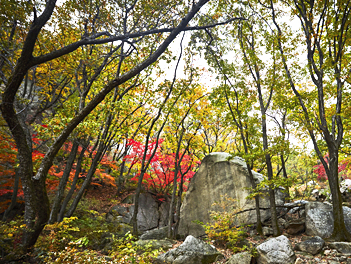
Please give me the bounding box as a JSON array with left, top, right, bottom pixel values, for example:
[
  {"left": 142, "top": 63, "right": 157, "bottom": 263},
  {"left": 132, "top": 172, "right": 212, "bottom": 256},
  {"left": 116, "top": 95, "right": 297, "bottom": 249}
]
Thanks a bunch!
[{"left": 83, "top": 187, "right": 349, "bottom": 264}]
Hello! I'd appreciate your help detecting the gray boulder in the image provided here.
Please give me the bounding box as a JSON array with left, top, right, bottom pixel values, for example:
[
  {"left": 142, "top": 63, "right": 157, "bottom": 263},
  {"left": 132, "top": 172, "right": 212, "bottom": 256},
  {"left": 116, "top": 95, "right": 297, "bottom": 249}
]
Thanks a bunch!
[
  {"left": 226, "top": 251, "right": 252, "bottom": 264},
  {"left": 140, "top": 226, "right": 169, "bottom": 240},
  {"left": 178, "top": 152, "right": 284, "bottom": 237},
  {"left": 286, "top": 218, "right": 306, "bottom": 235},
  {"left": 136, "top": 239, "right": 174, "bottom": 250},
  {"left": 107, "top": 193, "right": 169, "bottom": 232},
  {"left": 256, "top": 235, "right": 296, "bottom": 264},
  {"left": 328, "top": 242, "right": 351, "bottom": 254},
  {"left": 294, "top": 236, "right": 325, "bottom": 255},
  {"left": 262, "top": 226, "right": 273, "bottom": 236},
  {"left": 305, "top": 202, "right": 351, "bottom": 238},
  {"left": 155, "top": 235, "right": 223, "bottom": 264}
]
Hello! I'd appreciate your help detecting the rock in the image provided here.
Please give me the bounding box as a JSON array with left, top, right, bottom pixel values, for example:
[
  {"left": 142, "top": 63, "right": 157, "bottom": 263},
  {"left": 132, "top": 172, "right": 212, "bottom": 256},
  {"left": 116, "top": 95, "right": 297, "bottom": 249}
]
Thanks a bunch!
[
  {"left": 262, "top": 226, "right": 273, "bottom": 236},
  {"left": 328, "top": 242, "right": 351, "bottom": 254},
  {"left": 226, "top": 251, "right": 252, "bottom": 264},
  {"left": 286, "top": 218, "right": 305, "bottom": 235},
  {"left": 305, "top": 202, "right": 351, "bottom": 238},
  {"left": 136, "top": 239, "right": 174, "bottom": 250},
  {"left": 294, "top": 236, "right": 324, "bottom": 255},
  {"left": 284, "top": 200, "right": 308, "bottom": 215},
  {"left": 178, "top": 153, "right": 284, "bottom": 237},
  {"left": 256, "top": 235, "right": 296, "bottom": 264},
  {"left": 294, "top": 258, "right": 303, "bottom": 264},
  {"left": 140, "top": 226, "right": 169, "bottom": 240},
  {"left": 107, "top": 193, "right": 170, "bottom": 232},
  {"left": 155, "top": 235, "right": 223, "bottom": 264},
  {"left": 107, "top": 205, "right": 132, "bottom": 224}
]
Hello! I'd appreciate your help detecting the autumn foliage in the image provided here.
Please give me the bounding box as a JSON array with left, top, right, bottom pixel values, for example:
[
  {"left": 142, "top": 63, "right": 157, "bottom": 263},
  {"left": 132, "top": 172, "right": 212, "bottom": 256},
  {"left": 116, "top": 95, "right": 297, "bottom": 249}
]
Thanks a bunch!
[
  {"left": 125, "top": 139, "right": 197, "bottom": 196},
  {"left": 0, "top": 131, "right": 23, "bottom": 213},
  {"left": 313, "top": 155, "right": 351, "bottom": 181}
]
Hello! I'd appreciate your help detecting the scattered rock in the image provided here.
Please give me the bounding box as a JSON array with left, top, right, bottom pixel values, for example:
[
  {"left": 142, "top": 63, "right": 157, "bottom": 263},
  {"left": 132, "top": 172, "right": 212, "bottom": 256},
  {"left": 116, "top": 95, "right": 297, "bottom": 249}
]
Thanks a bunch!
[
  {"left": 328, "top": 242, "right": 351, "bottom": 255},
  {"left": 226, "top": 251, "right": 252, "bottom": 264},
  {"left": 140, "top": 226, "right": 169, "bottom": 240},
  {"left": 262, "top": 226, "right": 273, "bottom": 236},
  {"left": 256, "top": 235, "right": 296, "bottom": 264},
  {"left": 136, "top": 239, "right": 174, "bottom": 250},
  {"left": 294, "top": 257, "right": 303, "bottom": 264},
  {"left": 155, "top": 235, "right": 223, "bottom": 264},
  {"left": 286, "top": 218, "right": 306, "bottom": 235},
  {"left": 107, "top": 193, "right": 170, "bottom": 232},
  {"left": 294, "top": 236, "right": 325, "bottom": 255}
]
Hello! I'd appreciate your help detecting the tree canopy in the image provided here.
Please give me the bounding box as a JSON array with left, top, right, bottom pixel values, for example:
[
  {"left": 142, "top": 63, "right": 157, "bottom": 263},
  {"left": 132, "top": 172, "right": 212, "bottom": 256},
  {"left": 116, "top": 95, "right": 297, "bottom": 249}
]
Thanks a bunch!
[{"left": 1, "top": 0, "right": 351, "bottom": 258}]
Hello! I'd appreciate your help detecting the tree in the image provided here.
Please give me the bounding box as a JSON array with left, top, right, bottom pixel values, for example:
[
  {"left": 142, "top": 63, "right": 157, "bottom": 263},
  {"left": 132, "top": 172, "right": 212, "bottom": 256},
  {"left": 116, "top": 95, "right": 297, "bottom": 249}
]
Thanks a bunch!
[
  {"left": 0, "top": 0, "right": 218, "bottom": 252},
  {"left": 270, "top": 0, "right": 351, "bottom": 241}
]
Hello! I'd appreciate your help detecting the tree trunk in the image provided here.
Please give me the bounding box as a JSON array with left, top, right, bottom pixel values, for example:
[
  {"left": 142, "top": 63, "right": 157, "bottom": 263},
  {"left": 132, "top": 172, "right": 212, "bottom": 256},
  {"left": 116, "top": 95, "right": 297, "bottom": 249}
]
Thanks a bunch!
[
  {"left": 65, "top": 142, "right": 104, "bottom": 217},
  {"left": 58, "top": 142, "right": 87, "bottom": 222},
  {"left": 49, "top": 140, "right": 79, "bottom": 223},
  {"left": 328, "top": 148, "right": 351, "bottom": 241},
  {"left": 247, "top": 168, "right": 263, "bottom": 235}
]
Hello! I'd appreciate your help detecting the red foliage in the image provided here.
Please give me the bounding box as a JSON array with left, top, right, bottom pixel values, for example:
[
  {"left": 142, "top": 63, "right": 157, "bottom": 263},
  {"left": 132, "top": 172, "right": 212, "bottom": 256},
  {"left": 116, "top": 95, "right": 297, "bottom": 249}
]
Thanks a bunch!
[
  {"left": 0, "top": 131, "right": 24, "bottom": 213},
  {"left": 125, "top": 139, "right": 196, "bottom": 195},
  {"left": 313, "top": 154, "right": 349, "bottom": 181}
]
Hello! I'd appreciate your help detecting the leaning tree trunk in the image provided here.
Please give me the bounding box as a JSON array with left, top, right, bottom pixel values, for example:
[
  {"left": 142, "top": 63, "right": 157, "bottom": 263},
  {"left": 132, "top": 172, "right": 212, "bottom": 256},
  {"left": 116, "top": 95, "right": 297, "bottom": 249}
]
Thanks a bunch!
[
  {"left": 58, "top": 142, "right": 88, "bottom": 222},
  {"left": 48, "top": 140, "right": 79, "bottom": 223}
]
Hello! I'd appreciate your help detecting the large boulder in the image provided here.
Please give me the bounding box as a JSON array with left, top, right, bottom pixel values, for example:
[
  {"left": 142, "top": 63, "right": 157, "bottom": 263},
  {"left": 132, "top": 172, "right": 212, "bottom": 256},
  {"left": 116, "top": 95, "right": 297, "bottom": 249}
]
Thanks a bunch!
[
  {"left": 328, "top": 242, "right": 351, "bottom": 254},
  {"left": 178, "top": 152, "right": 284, "bottom": 237},
  {"left": 305, "top": 201, "right": 351, "bottom": 238},
  {"left": 256, "top": 235, "right": 296, "bottom": 264},
  {"left": 294, "top": 236, "right": 325, "bottom": 255},
  {"left": 107, "top": 193, "right": 169, "bottom": 232},
  {"left": 155, "top": 235, "right": 223, "bottom": 264}
]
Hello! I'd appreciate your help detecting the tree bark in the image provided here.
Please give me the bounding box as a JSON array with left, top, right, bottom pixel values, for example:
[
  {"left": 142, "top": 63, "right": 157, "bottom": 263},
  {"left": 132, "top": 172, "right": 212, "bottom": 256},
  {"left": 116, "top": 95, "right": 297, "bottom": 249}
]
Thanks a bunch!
[{"left": 48, "top": 140, "right": 79, "bottom": 223}]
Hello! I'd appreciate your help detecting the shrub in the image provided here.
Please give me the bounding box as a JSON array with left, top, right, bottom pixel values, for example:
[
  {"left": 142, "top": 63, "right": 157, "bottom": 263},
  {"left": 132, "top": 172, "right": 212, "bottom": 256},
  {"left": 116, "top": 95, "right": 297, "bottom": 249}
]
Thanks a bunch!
[{"left": 201, "top": 195, "right": 246, "bottom": 252}]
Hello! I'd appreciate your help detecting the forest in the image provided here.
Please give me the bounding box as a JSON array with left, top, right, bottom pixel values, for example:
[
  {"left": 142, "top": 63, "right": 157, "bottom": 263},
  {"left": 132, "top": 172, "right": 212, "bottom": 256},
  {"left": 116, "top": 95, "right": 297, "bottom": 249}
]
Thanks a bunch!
[{"left": 1, "top": 0, "right": 351, "bottom": 263}]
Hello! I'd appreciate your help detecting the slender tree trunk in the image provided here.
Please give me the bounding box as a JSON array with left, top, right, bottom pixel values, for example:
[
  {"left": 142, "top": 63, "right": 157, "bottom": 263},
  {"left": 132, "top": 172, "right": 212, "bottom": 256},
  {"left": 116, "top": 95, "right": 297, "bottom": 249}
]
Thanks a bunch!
[
  {"left": 247, "top": 168, "right": 263, "bottom": 235},
  {"left": 48, "top": 140, "right": 79, "bottom": 223},
  {"left": 65, "top": 142, "right": 104, "bottom": 217},
  {"left": 58, "top": 142, "right": 87, "bottom": 221},
  {"left": 173, "top": 171, "right": 185, "bottom": 237}
]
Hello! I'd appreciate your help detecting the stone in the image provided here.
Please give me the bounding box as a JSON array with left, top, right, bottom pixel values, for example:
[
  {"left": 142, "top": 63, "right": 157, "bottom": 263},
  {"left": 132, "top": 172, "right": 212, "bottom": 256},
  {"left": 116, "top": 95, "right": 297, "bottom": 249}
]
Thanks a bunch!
[
  {"left": 140, "top": 226, "right": 169, "bottom": 240},
  {"left": 226, "top": 251, "right": 252, "bottom": 264},
  {"left": 262, "top": 226, "right": 273, "bottom": 236},
  {"left": 107, "top": 205, "right": 131, "bottom": 223},
  {"left": 107, "top": 193, "right": 170, "bottom": 232},
  {"left": 328, "top": 242, "right": 351, "bottom": 254},
  {"left": 285, "top": 200, "right": 308, "bottom": 215},
  {"left": 286, "top": 218, "right": 305, "bottom": 235},
  {"left": 294, "top": 258, "right": 303, "bottom": 264},
  {"left": 256, "top": 235, "right": 296, "bottom": 264},
  {"left": 136, "top": 239, "right": 174, "bottom": 250},
  {"left": 294, "top": 236, "right": 324, "bottom": 255},
  {"left": 178, "top": 153, "right": 284, "bottom": 237},
  {"left": 305, "top": 202, "right": 351, "bottom": 238},
  {"left": 155, "top": 235, "right": 223, "bottom": 264}
]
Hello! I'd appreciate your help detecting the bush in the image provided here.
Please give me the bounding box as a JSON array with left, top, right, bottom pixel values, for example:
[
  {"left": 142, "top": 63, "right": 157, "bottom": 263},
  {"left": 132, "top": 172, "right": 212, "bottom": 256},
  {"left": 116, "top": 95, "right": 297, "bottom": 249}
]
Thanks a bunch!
[{"left": 201, "top": 195, "right": 246, "bottom": 252}]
